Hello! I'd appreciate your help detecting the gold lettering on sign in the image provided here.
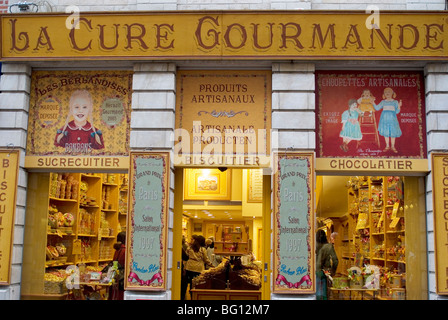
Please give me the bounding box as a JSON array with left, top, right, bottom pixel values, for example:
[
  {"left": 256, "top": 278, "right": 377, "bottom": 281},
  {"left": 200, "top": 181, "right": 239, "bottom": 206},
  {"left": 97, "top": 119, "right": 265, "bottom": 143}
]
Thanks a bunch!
[
  {"left": 316, "top": 158, "right": 428, "bottom": 174},
  {"left": 2, "top": 13, "right": 446, "bottom": 60}
]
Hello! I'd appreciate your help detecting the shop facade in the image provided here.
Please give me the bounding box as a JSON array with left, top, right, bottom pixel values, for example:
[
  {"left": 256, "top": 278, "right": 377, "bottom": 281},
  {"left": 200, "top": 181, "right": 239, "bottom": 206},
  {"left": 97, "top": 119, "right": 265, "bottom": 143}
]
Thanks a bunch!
[{"left": 0, "top": 7, "right": 447, "bottom": 300}]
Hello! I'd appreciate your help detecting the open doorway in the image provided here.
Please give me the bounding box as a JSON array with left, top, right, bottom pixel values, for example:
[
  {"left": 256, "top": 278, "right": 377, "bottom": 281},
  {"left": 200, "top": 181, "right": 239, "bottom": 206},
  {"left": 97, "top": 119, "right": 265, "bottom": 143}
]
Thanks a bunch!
[{"left": 172, "top": 168, "right": 270, "bottom": 300}]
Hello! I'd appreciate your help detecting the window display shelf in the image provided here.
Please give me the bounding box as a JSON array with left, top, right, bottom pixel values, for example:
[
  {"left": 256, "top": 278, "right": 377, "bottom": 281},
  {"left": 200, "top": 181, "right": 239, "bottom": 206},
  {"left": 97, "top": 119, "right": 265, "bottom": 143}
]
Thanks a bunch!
[
  {"left": 21, "top": 172, "right": 128, "bottom": 299},
  {"left": 333, "top": 176, "right": 406, "bottom": 300}
]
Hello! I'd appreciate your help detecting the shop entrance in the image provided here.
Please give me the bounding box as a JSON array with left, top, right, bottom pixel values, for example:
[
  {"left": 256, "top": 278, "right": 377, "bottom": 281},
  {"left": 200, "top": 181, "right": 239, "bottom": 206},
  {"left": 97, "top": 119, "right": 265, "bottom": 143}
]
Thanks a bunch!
[
  {"left": 172, "top": 168, "right": 271, "bottom": 300},
  {"left": 315, "top": 175, "right": 428, "bottom": 300}
]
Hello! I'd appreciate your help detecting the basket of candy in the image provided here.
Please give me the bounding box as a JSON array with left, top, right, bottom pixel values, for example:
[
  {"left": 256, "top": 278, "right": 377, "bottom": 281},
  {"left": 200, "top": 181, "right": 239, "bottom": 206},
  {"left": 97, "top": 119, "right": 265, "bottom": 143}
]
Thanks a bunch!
[{"left": 44, "top": 269, "right": 68, "bottom": 294}]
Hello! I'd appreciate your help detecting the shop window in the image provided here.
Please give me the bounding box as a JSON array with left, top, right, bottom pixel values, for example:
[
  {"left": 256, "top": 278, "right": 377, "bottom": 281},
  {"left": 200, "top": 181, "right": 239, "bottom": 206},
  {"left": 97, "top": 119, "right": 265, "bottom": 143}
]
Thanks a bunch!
[
  {"left": 21, "top": 172, "right": 129, "bottom": 300},
  {"left": 315, "top": 175, "right": 427, "bottom": 300}
]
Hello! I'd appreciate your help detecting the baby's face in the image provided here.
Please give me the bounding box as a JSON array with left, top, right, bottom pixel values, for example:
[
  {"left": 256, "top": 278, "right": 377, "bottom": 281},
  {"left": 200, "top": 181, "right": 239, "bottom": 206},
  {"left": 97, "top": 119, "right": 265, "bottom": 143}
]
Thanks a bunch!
[
  {"left": 361, "top": 91, "right": 370, "bottom": 99},
  {"left": 71, "top": 97, "right": 91, "bottom": 123}
]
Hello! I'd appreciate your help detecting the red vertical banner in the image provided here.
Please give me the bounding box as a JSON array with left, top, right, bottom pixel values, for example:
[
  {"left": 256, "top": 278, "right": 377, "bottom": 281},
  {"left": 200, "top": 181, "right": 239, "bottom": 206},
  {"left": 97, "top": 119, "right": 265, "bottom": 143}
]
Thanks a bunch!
[{"left": 316, "top": 71, "right": 426, "bottom": 159}]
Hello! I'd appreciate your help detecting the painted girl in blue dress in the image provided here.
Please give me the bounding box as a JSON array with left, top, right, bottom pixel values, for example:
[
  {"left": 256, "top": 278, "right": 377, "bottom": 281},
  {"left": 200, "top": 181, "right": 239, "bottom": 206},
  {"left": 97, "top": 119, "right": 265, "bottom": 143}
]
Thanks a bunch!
[
  {"left": 372, "top": 87, "right": 402, "bottom": 153},
  {"left": 340, "top": 99, "right": 363, "bottom": 152}
]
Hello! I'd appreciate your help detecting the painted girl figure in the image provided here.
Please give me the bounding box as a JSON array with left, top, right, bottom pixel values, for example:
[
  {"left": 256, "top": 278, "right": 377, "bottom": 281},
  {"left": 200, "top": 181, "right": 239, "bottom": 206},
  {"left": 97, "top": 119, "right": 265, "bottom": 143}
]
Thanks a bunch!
[
  {"left": 54, "top": 89, "right": 104, "bottom": 154},
  {"left": 372, "top": 87, "right": 402, "bottom": 153},
  {"left": 339, "top": 99, "right": 363, "bottom": 152},
  {"left": 357, "top": 89, "right": 375, "bottom": 115}
]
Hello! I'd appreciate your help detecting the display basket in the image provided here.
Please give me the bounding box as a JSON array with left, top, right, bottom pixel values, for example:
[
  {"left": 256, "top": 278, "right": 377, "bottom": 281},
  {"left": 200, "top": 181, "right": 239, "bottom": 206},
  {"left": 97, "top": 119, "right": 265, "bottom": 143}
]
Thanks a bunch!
[
  {"left": 228, "top": 270, "right": 261, "bottom": 290},
  {"left": 44, "top": 280, "right": 68, "bottom": 294},
  {"left": 388, "top": 274, "right": 403, "bottom": 288},
  {"left": 349, "top": 275, "right": 363, "bottom": 289},
  {"left": 332, "top": 276, "right": 349, "bottom": 289},
  {"left": 193, "top": 273, "right": 227, "bottom": 290},
  {"left": 391, "top": 288, "right": 406, "bottom": 300}
]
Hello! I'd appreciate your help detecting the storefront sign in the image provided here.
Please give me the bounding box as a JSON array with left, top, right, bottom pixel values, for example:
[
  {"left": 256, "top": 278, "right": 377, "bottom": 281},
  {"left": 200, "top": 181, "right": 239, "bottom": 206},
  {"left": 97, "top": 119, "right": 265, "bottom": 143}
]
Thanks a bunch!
[
  {"left": 431, "top": 153, "right": 448, "bottom": 295},
  {"left": 24, "top": 155, "right": 129, "bottom": 170},
  {"left": 316, "top": 71, "right": 426, "bottom": 159},
  {"left": 1, "top": 12, "right": 447, "bottom": 61},
  {"left": 126, "top": 152, "right": 169, "bottom": 291},
  {"left": 26, "top": 70, "right": 132, "bottom": 170},
  {"left": 175, "top": 70, "right": 271, "bottom": 167},
  {"left": 273, "top": 152, "right": 314, "bottom": 294},
  {"left": 0, "top": 150, "right": 19, "bottom": 285},
  {"left": 316, "top": 158, "right": 428, "bottom": 175}
]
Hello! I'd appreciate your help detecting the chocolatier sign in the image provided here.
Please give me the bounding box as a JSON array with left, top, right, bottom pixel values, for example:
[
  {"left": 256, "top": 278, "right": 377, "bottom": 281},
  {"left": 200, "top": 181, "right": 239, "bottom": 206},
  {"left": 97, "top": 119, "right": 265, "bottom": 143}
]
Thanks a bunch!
[
  {"left": 1, "top": 11, "right": 447, "bottom": 61},
  {"left": 126, "top": 152, "right": 169, "bottom": 290},
  {"left": 273, "top": 152, "right": 315, "bottom": 294},
  {"left": 316, "top": 70, "right": 428, "bottom": 174}
]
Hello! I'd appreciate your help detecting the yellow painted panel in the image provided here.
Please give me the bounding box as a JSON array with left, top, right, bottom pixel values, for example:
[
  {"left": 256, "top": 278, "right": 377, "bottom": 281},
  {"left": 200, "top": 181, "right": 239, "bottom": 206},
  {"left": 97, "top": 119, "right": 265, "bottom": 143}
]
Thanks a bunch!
[
  {"left": 2, "top": 12, "right": 447, "bottom": 60},
  {"left": 0, "top": 150, "right": 19, "bottom": 285},
  {"left": 432, "top": 154, "right": 448, "bottom": 295},
  {"left": 316, "top": 158, "right": 428, "bottom": 174}
]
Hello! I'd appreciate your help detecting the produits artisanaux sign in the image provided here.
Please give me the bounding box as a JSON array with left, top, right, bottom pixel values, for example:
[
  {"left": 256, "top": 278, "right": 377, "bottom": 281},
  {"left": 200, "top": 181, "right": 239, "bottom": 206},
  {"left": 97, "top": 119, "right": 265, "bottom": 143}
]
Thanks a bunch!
[{"left": 175, "top": 70, "right": 271, "bottom": 167}]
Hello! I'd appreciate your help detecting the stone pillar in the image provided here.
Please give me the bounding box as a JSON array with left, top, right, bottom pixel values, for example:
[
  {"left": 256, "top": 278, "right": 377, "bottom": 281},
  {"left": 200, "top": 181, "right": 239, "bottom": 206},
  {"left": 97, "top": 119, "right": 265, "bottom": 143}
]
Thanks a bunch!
[
  {"left": 0, "top": 63, "right": 31, "bottom": 300},
  {"left": 270, "top": 62, "right": 315, "bottom": 300},
  {"left": 271, "top": 63, "right": 315, "bottom": 153}
]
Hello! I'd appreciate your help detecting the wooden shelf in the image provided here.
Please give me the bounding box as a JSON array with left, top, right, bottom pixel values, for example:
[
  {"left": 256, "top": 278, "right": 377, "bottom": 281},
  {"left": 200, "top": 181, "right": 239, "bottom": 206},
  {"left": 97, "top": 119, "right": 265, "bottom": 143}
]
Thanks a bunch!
[
  {"left": 214, "top": 223, "right": 251, "bottom": 256},
  {"left": 333, "top": 176, "right": 406, "bottom": 300}
]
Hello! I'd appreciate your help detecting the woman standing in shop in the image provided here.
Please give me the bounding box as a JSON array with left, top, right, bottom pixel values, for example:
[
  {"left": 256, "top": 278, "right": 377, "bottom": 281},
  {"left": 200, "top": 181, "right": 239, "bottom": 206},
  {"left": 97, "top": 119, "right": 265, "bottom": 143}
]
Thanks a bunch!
[
  {"left": 184, "top": 235, "right": 213, "bottom": 298},
  {"left": 205, "top": 237, "right": 222, "bottom": 269},
  {"left": 109, "top": 231, "right": 126, "bottom": 300},
  {"left": 316, "top": 230, "right": 339, "bottom": 300}
]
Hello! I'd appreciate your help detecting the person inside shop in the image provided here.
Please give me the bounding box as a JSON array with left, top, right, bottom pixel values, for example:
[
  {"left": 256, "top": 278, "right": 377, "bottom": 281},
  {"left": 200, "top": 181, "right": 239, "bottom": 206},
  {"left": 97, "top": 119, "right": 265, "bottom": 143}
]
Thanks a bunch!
[
  {"left": 316, "top": 230, "right": 339, "bottom": 300},
  {"left": 181, "top": 235, "right": 190, "bottom": 300},
  {"left": 109, "top": 231, "right": 126, "bottom": 300},
  {"left": 205, "top": 236, "right": 222, "bottom": 269},
  {"left": 184, "top": 235, "right": 214, "bottom": 298}
]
